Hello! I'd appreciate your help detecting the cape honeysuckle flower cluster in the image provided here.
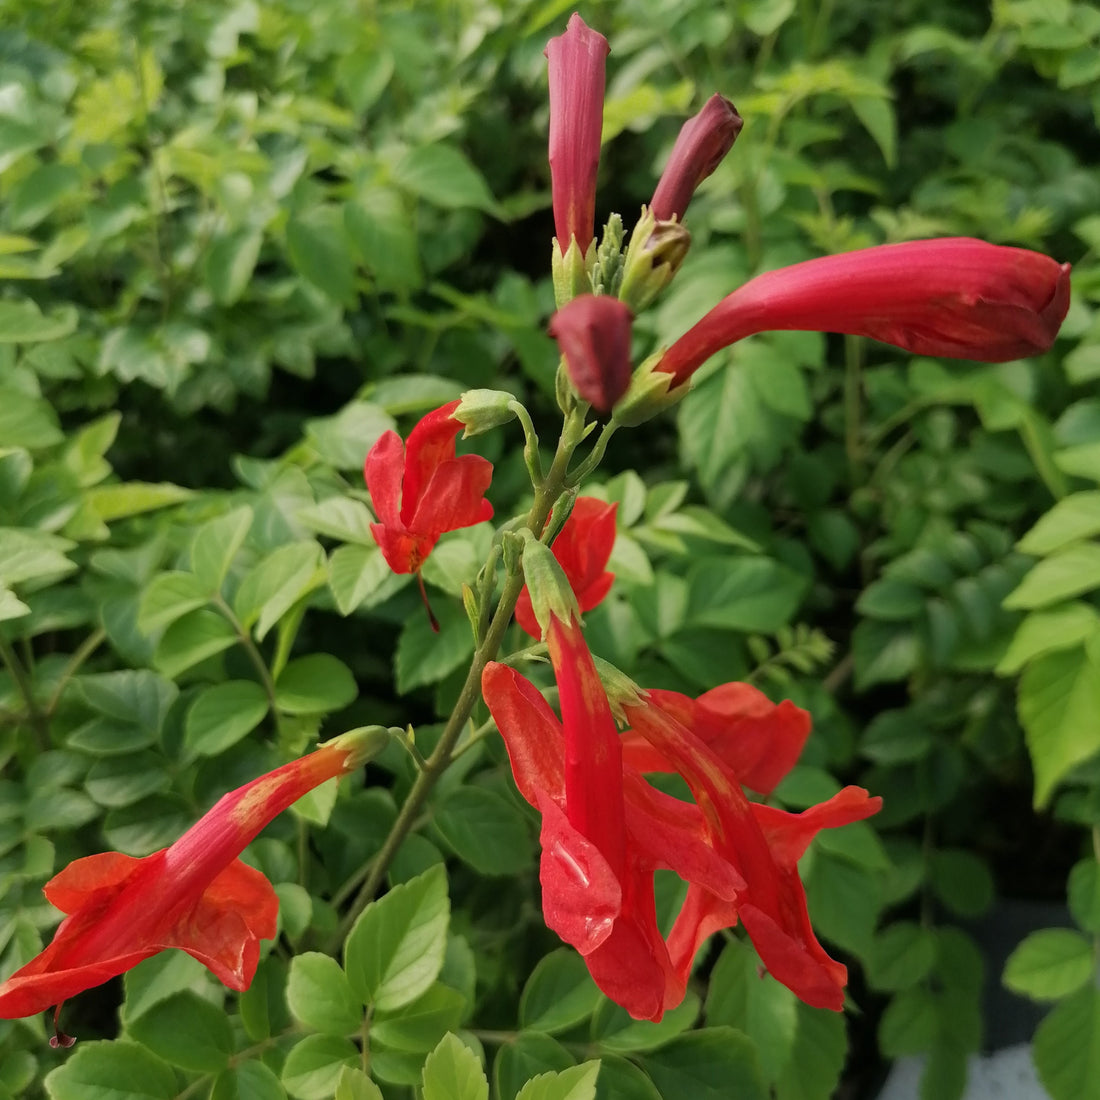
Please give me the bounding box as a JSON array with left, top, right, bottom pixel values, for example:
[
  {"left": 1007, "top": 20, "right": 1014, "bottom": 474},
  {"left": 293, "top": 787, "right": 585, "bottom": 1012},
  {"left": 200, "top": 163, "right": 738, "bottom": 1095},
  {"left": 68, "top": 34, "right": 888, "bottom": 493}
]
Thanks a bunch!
[{"left": 1, "top": 8, "right": 1073, "bottom": 1045}]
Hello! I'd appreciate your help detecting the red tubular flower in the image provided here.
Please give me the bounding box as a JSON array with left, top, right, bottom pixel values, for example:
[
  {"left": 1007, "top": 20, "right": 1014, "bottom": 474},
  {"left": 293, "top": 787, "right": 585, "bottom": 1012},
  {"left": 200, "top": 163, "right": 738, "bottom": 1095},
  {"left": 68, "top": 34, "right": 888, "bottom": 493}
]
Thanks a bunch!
[
  {"left": 515, "top": 497, "right": 617, "bottom": 639},
  {"left": 649, "top": 94, "right": 743, "bottom": 223},
  {"left": 623, "top": 695, "right": 881, "bottom": 1010},
  {"left": 365, "top": 400, "right": 494, "bottom": 575},
  {"left": 657, "top": 238, "right": 1072, "bottom": 388},
  {"left": 549, "top": 295, "right": 634, "bottom": 412},
  {"left": 546, "top": 13, "right": 609, "bottom": 255},
  {"left": 0, "top": 729, "right": 380, "bottom": 1032}
]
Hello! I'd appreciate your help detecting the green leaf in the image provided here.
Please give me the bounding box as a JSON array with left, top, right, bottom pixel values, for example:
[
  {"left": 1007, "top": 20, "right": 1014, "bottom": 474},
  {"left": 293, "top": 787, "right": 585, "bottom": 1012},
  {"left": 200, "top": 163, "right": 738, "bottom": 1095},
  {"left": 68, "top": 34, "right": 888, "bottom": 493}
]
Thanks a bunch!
[
  {"left": 287, "top": 952, "right": 363, "bottom": 1036},
  {"left": 344, "top": 863, "right": 449, "bottom": 1011},
  {"left": 305, "top": 401, "right": 395, "bottom": 471},
  {"left": 515, "top": 1063, "right": 601, "bottom": 1100},
  {"left": 590, "top": 993, "right": 699, "bottom": 1054},
  {"left": 687, "top": 556, "right": 807, "bottom": 633},
  {"left": 774, "top": 1005, "right": 847, "bottom": 1100},
  {"left": 1003, "top": 929, "right": 1094, "bottom": 1001},
  {"left": 877, "top": 986, "right": 938, "bottom": 1057},
  {"left": 78, "top": 670, "right": 177, "bottom": 732},
  {"left": 85, "top": 752, "right": 170, "bottom": 808},
  {"left": 433, "top": 786, "right": 533, "bottom": 875},
  {"left": 138, "top": 571, "right": 210, "bottom": 635},
  {"left": 422, "top": 1033, "right": 488, "bottom": 1100},
  {"left": 929, "top": 849, "right": 993, "bottom": 918},
  {"left": 0, "top": 299, "right": 77, "bottom": 343},
  {"left": 0, "top": 584, "right": 29, "bottom": 621},
  {"left": 704, "top": 938, "right": 797, "bottom": 1081},
  {"left": 227, "top": 1063, "right": 287, "bottom": 1100},
  {"left": 396, "top": 602, "right": 475, "bottom": 694},
  {"left": 1068, "top": 859, "right": 1100, "bottom": 934},
  {"left": 206, "top": 228, "right": 263, "bottom": 305},
  {"left": 345, "top": 190, "right": 423, "bottom": 292},
  {"left": 185, "top": 680, "right": 269, "bottom": 757},
  {"left": 372, "top": 983, "right": 467, "bottom": 1052},
  {"left": 191, "top": 506, "right": 253, "bottom": 592},
  {"left": 234, "top": 540, "right": 326, "bottom": 640},
  {"left": 122, "top": 952, "right": 210, "bottom": 1024},
  {"left": 865, "top": 922, "right": 937, "bottom": 992},
  {"left": 494, "top": 1033, "right": 575, "bottom": 1100},
  {"left": 520, "top": 949, "right": 603, "bottom": 1035},
  {"left": 0, "top": 528, "right": 76, "bottom": 587},
  {"left": 1034, "top": 986, "right": 1100, "bottom": 1100},
  {"left": 996, "top": 602, "right": 1100, "bottom": 675},
  {"left": 87, "top": 482, "right": 193, "bottom": 522},
  {"left": 644, "top": 1028, "right": 767, "bottom": 1100},
  {"left": 43, "top": 1040, "right": 177, "bottom": 1100},
  {"left": 286, "top": 206, "right": 357, "bottom": 306},
  {"left": 1018, "top": 492, "right": 1100, "bottom": 555},
  {"left": 0, "top": 388, "right": 62, "bottom": 449},
  {"left": 592, "top": 1055, "right": 661, "bottom": 1100},
  {"left": 128, "top": 990, "right": 233, "bottom": 1073},
  {"left": 153, "top": 607, "right": 238, "bottom": 678},
  {"left": 335, "top": 1066, "right": 384, "bottom": 1100},
  {"left": 852, "top": 620, "right": 919, "bottom": 691},
  {"left": 393, "top": 144, "right": 497, "bottom": 212},
  {"left": 1018, "top": 638, "right": 1100, "bottom": 807},
  {"left": 1004, "top": 543, "right": 1100, "bottom": 610},
  {"left": 329, "top": 544, "right": 399, "bottom": 616},
  {"left": 281, "top": 1035, "right": 359, "bottom": 1100},
  {"left": 275, "top": 654, "right": 357, "bottom": 715},
  {"left": 298, "top": 498, "right": 376, "bottom": 546},
  {"left": 856, "top": 579, "right": 927, "bottom": 622}
]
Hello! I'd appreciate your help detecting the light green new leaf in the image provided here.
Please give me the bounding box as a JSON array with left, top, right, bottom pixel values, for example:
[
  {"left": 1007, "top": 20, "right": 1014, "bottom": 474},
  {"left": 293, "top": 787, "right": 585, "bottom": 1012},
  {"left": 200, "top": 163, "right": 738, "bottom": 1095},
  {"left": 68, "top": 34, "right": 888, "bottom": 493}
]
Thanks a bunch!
[
  {"left": 328, "top": 543, "right": 401, "bottom": 616},
  {"left": 0, "top": 584, "right": 29, "bottom": 621},
  {"left": 1018, "top": 638, "right": 1100, "bottom": 806},
  {"left": 234, "top": 540, "right": 326, "bottom": 639},
  {"left": 184, "top": 680, "right": 269, "bottom": 757},
  {"left": 422, "top": 1033, "right": 488, "bottom": 1100},
  {"left": 87, "top": 482, "right": 193, "bottom": 522},
  {"left": 996, "top": 602, "right": 1100, "bottom": 675},
  {"left": 287, "top": 953, "right": 363, "bottom": 1036},
  {"left": 371, "top": 983, "right": 467, "bottom": 1052},
  {"left": 1068, "top": 859, "right": 1100, "bottom": 933},
  {"left": 515, "top": 1063, "right": 601, "bottom": 1100},
  {"left": 0, "top": 299, "right": 77, "bottom": 343},
  {"left": 393, "top": 144, "right": 497, "bottom": 213},
  {"left": 344, "top": 864, "right": 449, "bottom": 1011},
  {"left": 1034, "top": 986, "right": 1100, "bottom": 1100},
  {"left": 153, "top": 608, "right": 238, "bottom": 678},
  {"left": 1003, "top": 929, "right": 1094, "bottom": 1001},
  {"left": 335, "top": 1066, "right": 384, "bottom": 1100},
  {"left": 1018, "top": 491, "right": 1100, "bottom": 555},
  {"left": 1004, "top": 543, "right": 1100, "bottom": 610},
  {"left": 281, "top": 1035, "right": 359, "bottom": 1100},
  {"left": 137, "top": 571, "right": 210, "bottom": 635}
]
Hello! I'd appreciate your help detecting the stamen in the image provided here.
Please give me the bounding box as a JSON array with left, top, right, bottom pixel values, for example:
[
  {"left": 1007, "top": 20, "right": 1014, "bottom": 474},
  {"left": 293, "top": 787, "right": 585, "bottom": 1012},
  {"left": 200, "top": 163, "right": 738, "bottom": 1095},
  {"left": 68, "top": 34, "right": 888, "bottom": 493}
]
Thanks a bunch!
[{"left": 417, "top": 571, "right": 440, "bottom": 633}]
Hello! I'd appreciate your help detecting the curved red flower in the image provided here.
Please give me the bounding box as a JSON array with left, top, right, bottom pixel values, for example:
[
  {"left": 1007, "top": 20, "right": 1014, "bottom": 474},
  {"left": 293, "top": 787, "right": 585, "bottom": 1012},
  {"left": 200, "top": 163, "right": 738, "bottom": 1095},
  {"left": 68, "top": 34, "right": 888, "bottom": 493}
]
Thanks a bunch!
[
  {"left": 549, "top": 295, "right": 634, "bottom": 412},
  {"left": 657, "top": 238, "right": 1072, "bottom": 387},
  {"left": 515, "top": 497, "right": 617, "bottom": 639},
  {"left": 365, "top": 400, "right": 494, "bottom": 574},
  {"left": 0, "top": 730, "right": 380, "bottom": 1031}
]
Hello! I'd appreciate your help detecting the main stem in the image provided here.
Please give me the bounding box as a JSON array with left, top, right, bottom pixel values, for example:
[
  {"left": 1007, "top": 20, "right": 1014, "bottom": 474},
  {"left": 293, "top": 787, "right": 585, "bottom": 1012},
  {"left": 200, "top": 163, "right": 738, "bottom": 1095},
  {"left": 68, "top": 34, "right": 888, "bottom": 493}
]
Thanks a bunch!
[
  {"left": 0, "top": 635, "right": 50, "bottom": 750},
  {"left": 334, "top": 412, "right": 583, "bottom": 941}
]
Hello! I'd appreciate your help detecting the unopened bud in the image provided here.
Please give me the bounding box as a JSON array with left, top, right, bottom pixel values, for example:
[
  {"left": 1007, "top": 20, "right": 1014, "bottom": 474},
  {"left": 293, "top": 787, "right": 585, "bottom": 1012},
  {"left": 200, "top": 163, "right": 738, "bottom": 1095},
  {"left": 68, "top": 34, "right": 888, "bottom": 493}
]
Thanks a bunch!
[
  {"left": 611, "top": 350, "right": 686, "bottom": 427},
  {"left": 617, "top": 207, "right": 692, "bottom": 313},
  {"left": 322, "top": 726, "right": 395, "bottom": 770},
  {"left": 548, "top": 294, "right": 634, "bottom": 413},
  {"left": 552, "top": 235, "right": 594, "bottom": 307},
  {"left": 521, "top": 537, "right": 581, "bottom": 640},
  {"left": 453, "top": 389, "right": 517, "bottom": 437}
]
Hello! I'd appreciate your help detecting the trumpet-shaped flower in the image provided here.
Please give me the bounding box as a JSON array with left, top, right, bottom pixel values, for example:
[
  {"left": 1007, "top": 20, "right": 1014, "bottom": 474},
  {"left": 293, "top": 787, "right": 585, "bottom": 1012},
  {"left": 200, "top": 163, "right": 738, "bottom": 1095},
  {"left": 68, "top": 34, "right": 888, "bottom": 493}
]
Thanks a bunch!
[
  {"left": 365, "top": 400, "right": 494, "bottom": 575},
  {"left": 515, "top": 497, "right": 618, "bottom": 639},
  {"left": 483, "top": 581, "right": 880, "bottom": 1018},
  {"left": 546, "top": 13, "right": 609, "bottom": 256},
  {"left": 657, "top": 238, "right": 1072, "bottom": 388},
  {"left": 0, "top": 729, "right": 383, "bottom": 1034}
]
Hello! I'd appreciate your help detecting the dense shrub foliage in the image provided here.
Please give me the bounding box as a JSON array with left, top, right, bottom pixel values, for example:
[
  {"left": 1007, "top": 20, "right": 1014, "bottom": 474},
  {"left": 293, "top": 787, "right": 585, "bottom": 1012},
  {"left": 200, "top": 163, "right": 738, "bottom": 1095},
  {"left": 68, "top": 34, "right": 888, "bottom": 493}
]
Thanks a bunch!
[{"left": 1, "top": 1, "right": 1098, "bottom": 1098}]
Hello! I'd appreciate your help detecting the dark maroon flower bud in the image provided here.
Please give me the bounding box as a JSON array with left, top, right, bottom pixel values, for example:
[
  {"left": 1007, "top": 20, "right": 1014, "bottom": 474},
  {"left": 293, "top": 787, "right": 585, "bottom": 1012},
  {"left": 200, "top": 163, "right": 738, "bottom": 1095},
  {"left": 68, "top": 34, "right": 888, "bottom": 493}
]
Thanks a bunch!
[
  {"left": 549, "top": 294, "right": 634, "bottom": 413},
  {"left": 649, "top": 95, "right": 743, "bottom": 223}
]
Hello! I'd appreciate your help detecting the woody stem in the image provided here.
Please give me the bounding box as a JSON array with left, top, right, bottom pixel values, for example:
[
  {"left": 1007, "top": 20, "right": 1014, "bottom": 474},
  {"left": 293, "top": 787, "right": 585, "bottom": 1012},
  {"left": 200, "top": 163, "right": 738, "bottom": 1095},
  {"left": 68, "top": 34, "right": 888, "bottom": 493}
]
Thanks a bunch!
[{"left": 332, "top": 408, "right": 587, "bottom": 943}]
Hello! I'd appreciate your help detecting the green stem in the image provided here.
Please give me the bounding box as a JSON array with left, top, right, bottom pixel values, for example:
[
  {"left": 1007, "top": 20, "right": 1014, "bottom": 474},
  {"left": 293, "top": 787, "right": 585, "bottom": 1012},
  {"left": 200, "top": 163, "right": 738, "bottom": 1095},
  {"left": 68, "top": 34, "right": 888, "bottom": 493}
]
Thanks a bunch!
[
  {"left": 843, "top": 334, "right": 864, "bottom": 483},
  {"left": 331, "top": 411, "right": 587, "bottom": 945},
  {"left": 45, "top": 627, "right": 107, "bottom": 717},
  {"left": 0, "top": 635, "right": 49, "bottom": 749},
  {"left": 213, "top": 595, "right": 278, "bottom": 710}
]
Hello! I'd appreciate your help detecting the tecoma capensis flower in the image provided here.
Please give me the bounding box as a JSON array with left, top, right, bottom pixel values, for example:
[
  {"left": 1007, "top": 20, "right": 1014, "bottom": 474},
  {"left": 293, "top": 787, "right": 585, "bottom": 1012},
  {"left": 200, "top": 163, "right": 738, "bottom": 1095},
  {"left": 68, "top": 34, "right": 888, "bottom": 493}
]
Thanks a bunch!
[
  {"left": 648, "top": 94, "right": 743, "bottom": 223},
  {"left": 483, "top": 598, "right": 880, "bottom": 1018},
  {"left": 365, "top": 400, "right": 494, "bottom": 575},
  {"left": 515, "top": 496, "right": 617, "bottom": 639},
  {"left": 549, "top": 295, "right": 634, "bottom": 412},
  {"left": 0, "top": 728, "right": 385, "bottom": 1040},
  {"left": 656, "top": 238, "right": 1072, "bottom": 388},
  {"left": 546, "top": 13, "right": 609, "bottom": 257}
]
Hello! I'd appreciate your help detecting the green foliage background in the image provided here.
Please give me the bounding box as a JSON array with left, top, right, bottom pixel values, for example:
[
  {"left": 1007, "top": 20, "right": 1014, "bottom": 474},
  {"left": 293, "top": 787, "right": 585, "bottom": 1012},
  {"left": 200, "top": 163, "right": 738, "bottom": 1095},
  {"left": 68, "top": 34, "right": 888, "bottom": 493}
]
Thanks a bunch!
[{"left": 1, "top": 0, "right": 1099, "bottom": 1097}]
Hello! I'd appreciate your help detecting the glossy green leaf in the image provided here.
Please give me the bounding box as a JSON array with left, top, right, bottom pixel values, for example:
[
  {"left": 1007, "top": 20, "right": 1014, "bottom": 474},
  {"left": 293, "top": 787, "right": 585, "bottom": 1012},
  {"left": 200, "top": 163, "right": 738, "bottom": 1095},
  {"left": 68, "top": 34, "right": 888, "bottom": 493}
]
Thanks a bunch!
[
  {"left": 515, "top": 1062, "right": 601, "bottom": 1100},
  {"left": 644, "top": 1028, "right": 766, "bottom": 1100},
  {"left": 1003, "top": 928, "right": 1094, "bottom": 1001},
  {"left": 184, "top": 680, "right": 269, "bottom": 757},
  {"left": 1004, "top": 543, "right": 1100, "bottom": 609},
  {"left": 137, "top": 571, "right": 210, "bottom": 635},
  {"left": 996, "top": 602, "right": 1100, "bottom": 675},
  {"left": 433, "top": 786, "right": 533, "bottom": 875},
  {"left": 191, "top": 507, "right": 253, "bottom": 592},
  {"left": 43, "top": 1040, "right": 177, "bottom": 1100},
  {"left": 128, "top": 991, "right": 233, "bottom": 1073},
  {"left": 335, "top": 1066, "right": 384, "bottom": 1100},
  {"left": 520, "top": 949, "right": 603, "bottom": 1035},
  {"left": 281, "top": 1035, "right": 359, "bottom": 1100},
  {"left": 275, "top": 654, "right": 357, "bottom": 715},
  {"left": 494, "top": 1033, "right": 575, "bottom": 1100},
  {"left": 153, "top": 607, "right": 237, "bottom": 678},
  {"left": 372, "top": 983, "right": 467, "bottom": 1052},
  {"left": 287, "top": 952, "right": 363, "bottom": 1036},
  {"left": 422, "top": 1033, "right": 488, "bottom": 1100}
]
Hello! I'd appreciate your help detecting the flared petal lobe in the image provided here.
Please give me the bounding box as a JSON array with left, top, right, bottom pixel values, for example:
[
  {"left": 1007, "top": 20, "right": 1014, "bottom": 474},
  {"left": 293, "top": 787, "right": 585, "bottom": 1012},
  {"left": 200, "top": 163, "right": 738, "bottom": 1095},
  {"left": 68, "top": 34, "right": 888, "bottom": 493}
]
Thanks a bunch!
[
  {"left": 365, "top": 400, "right": 494, "bottom": 574},
  {"left": 549, "top": 295, "right": 634, "bottom": 413},
  {"left": 0, "top": 733, "right": 371, "bottom": 1022},
  {"left": 657, "top": 238, "right": 1072, "bottom": 387},
  {"left": 515, "top": 497, "right": 617, "bottom": 638},
  {"left": 546, "top": 14, "right": 609, "bottom": 254},
  {"left": 649, "top": 94, "right": 743, "bottom": 222}
]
